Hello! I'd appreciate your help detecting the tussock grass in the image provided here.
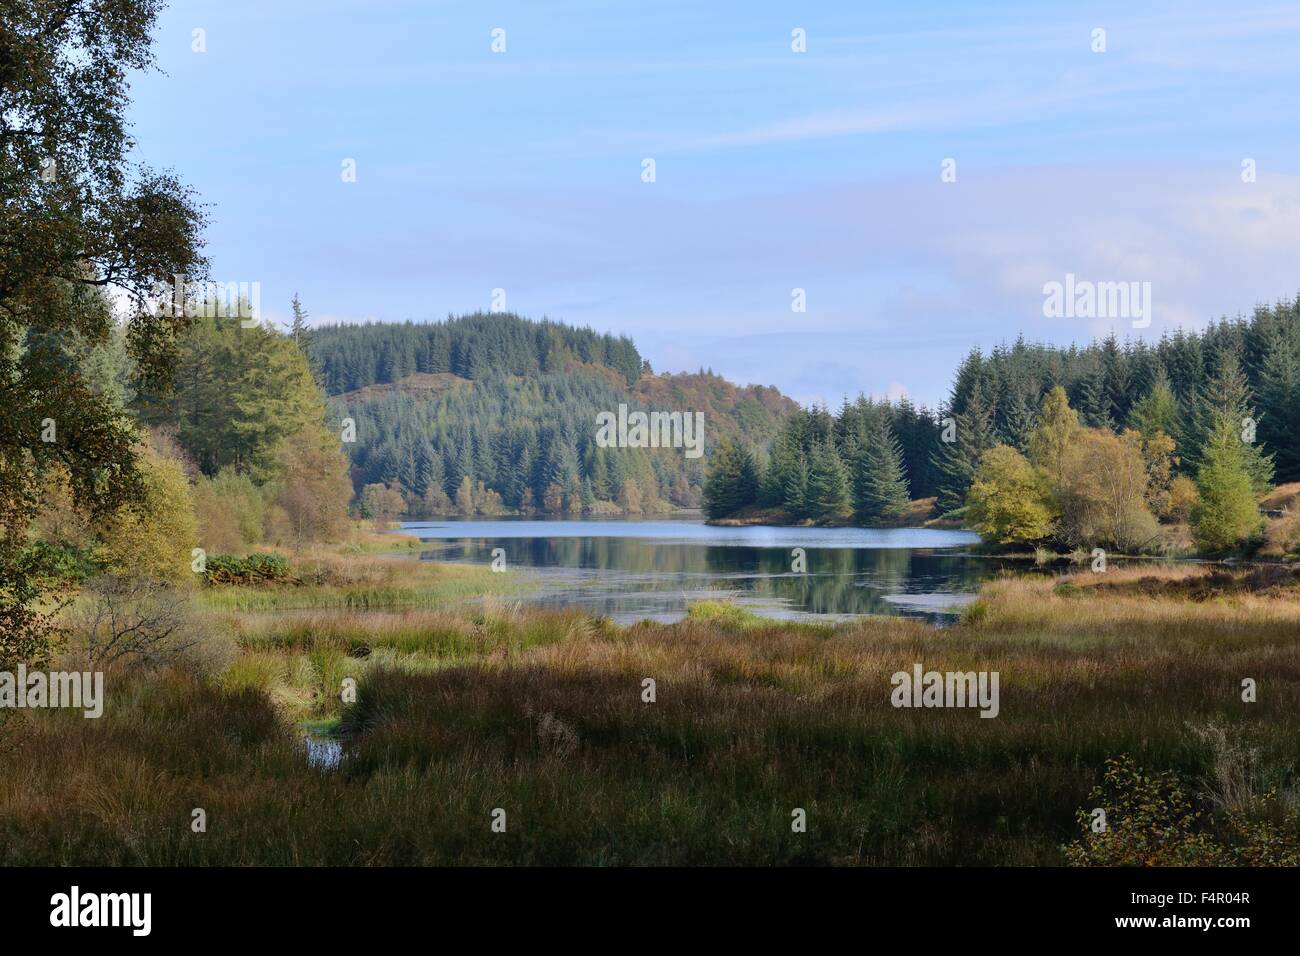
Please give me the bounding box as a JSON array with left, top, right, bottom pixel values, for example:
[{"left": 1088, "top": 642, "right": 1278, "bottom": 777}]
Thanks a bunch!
[
  {"left": 198, "top": 559, "right": 522, "bottom": 612},
  {"left": 2, "top": 581, "right": 1297, "bottom": 865}
]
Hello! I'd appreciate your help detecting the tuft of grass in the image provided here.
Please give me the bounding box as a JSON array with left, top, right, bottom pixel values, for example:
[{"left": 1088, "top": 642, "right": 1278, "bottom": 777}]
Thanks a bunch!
[
  {"left": 198, "top": 560, "right": 524, "bottom": 613},
  {"left": 684, "top": 600, "right": 769, "bottom": 629},
  {"left": 3, "top": 570, "right": 1298, "bottom": 865}
]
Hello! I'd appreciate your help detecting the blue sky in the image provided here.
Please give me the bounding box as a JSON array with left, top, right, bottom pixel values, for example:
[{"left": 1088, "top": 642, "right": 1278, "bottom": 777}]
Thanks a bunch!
[{"left": 127, "top": 0, "right": 1300, "bottom": 407}]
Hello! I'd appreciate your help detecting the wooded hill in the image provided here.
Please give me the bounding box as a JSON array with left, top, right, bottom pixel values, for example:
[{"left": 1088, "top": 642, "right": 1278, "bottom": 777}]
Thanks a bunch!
[
  {"left": 704, "top": 297, "right": 1300, "bottom": 549},
  {"left": 309, "top": 313, "right": 798, "bottom": 516}
]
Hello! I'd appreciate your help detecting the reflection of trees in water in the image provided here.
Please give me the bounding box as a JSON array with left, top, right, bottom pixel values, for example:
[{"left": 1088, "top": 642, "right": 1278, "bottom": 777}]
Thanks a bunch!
[{"left": 428, "top": 536, "right": 1003, "bottom": 619}]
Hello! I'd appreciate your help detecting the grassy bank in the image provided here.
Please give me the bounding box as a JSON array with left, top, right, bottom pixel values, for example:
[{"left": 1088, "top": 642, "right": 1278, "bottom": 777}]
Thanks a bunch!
[
  {"left": 1, "top": 566, "right": 1296, "bottom": 865},
  {"left": 709, "top": 497, "right": 953, "bottom": 529}
]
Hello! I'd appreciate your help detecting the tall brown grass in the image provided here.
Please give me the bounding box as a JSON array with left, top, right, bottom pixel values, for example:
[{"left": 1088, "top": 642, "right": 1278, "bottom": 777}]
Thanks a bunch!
[{"left": 1, "top": 569, "right": 1296, "bottom": 865}]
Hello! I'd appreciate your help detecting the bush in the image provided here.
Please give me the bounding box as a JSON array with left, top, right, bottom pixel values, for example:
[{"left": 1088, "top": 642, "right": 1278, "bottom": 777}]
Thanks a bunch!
[
  {"left": 23, "top": 540, "right": 99, "bottom": 587},
  {"left": 1065, "top": 754, "right": 1299, "bottom": 866},
  {"left": 204, "top": 553, "right": 292, "bottom": 586},
  {"left": 67, "top": 576, "right": 227, "bottom": 670}
]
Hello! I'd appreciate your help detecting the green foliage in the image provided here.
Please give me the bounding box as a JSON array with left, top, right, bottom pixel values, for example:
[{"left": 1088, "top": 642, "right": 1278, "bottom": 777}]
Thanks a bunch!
[
  {"left": 312, "top": 312, "right": 644, "bottom": 392},
  {"left": 966, "top": 445, "right": 1055, "bottom": 545},
  {"left": 935, "top": 381, "right": 996, "bottom": 515},
  {"left": 702, "top": 439, "right": 758, "bottom": 519},
  {"left": 1192, "top": 418, "right": 1262, "bottom": 553},
  {"left": 746, "top": 398, "right": 932, "bottom": 524},
  {"left": 806, "top": 441, "right": 851, "bottom": 522},
  {"left": 142, "top": 315, "right": 331, "bottom": 483},
  {"left": 1065, "top": 756, "right": 1220, "bottom": 866},
  {"left": 1183, "top": 351, "right": 1274, "bottom": 493},
  {"left": 946, "top": 303, "right": 1300, "bottom": 493},
  {"left": 972, "top": 391, "right": 1162, "bottom": 552},
  {"left": 1065, "top": 755, "right": 1300, "bottom": 866},
  {"left": 851, "top": 414, "right": 910, "bottom": 523},
  {"left": 1256, "top": 322, "right": 1300, "bottom": 481},
  {"left": 22, "top": 540, "right": 99, "bottom": 587},
  {"left": 204, "top": 553, "right": 292, "bottom": 587},
  {"left": 1, "top": 0, "right": 206, "bottom": 662},
  {"left": 1126, "top": 370, "right": 1179, "bottom": 440},
  {"left": 320, "top": 320, "right": 795, "bottom": 515}
]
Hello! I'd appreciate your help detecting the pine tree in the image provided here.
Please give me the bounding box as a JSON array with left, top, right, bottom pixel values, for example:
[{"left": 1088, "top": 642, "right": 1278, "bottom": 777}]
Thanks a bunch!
[
  {"left": 1192, "top": 418, "right": 1262, "bottom": 553},
  {"left": 702, "top": 439, "right": 758, "bottom": 519},
  {"left": 290, "top": 293, "right": 312, "bottom": 353},
  {"left": 934, "top": 383, "right": 996, "bottom": 515},
  {"left": 1256, "top": 329, "right": 1300, "bottom": 482},
  {"left": 1185, "top": 351, "right": 1274, "bottom": 492},
  {"left": 806, "top": 441, "right": 851, "bottom": 522},
  {"left": 852, "top": 417, "right": 910, "bottom": 523},
  {"left": 1126, "top": 368, "right": 1180, "bottom": 440}
]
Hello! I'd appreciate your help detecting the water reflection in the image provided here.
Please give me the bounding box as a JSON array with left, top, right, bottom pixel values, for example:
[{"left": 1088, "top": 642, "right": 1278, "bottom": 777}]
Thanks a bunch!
[{"left": 401, "top": 518, "right": 1004, "bottom": 624}]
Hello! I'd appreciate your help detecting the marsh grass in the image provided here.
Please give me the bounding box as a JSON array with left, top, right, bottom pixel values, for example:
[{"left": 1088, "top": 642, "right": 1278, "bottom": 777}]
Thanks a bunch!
[
  {"left": 197, "top": 558, "right": 524, "bottom": 612},
  {"left": 3, "top": 566, "right": 1297, "bottom": 865}
]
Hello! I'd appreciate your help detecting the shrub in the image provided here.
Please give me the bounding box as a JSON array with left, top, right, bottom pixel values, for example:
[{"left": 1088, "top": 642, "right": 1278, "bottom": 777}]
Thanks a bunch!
[
  {"left": 1065, "top": 754, "right": 1300, "bottom": 866},
  {"left": 1065, "top": 755, "right": 1224, "bottom": 866},
  {"left": 67, "top": 576, "right": 224, "bottom": 669},
  {"left": 204, "top": 553, "right": 292, "bottom": 586},
  {"left": 23, "top": 540, "right": 99, "bottom": 587}
]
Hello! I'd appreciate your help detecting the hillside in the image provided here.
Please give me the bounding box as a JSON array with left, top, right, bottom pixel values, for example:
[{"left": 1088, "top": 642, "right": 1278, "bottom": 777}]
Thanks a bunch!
[{"left": 311, "top": 314, "right": 798, "bottom": 515}]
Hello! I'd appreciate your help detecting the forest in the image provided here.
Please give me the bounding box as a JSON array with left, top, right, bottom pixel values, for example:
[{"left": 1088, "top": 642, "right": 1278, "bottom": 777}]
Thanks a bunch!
[
  {"left": 310, "top": 313, "right": 797, "bottom": 517},
  {"left": 704, "top": 298, "right": 1300, "bottom": 556}
]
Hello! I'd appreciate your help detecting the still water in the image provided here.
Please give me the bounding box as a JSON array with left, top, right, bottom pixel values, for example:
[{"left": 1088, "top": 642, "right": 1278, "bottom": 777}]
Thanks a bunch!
[{"left": 400, "top": 517, "right": 1004, "bottom": 624}]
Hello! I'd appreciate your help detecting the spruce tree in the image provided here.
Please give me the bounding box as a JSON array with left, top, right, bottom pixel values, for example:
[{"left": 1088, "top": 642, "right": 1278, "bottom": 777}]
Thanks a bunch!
[
  {"left": 1256, "top": 330, "right": 1300, "bottom": 482},
  {"left": 1192, "top": 418, "right": 1262, "bottom": 553},
  {"left": 1185, "top": 351, "right": 1274, "bottom": 492},
  {"left": 934, "top": 383, "right": 996, "bottom": 516},
  {"left": 852, "top": 417, "right": 910, "bottom": 523},
  {"left": 781, "top": 448, "right": 811, "bottom": 519},
  {"left": 290, "top": 293, "right": 312, "bottom": 353},
  {"left": 1126, "top": 368, "right": 1180, "bottom": 440},
  {"left": 806, "top": 442, "right": 851, "bottom": 523},
  {"left": 1077, "top": 363, "right": 1113, "bottom": 429},
  {"left": 702, "top": 439, "right": 758, "bottom": 519}
]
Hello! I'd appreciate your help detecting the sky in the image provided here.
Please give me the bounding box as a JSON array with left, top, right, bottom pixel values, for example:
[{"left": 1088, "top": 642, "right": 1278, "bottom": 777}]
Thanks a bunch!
[{"left": 125, "top": 0, "right": 1300, "bottom": 408}]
